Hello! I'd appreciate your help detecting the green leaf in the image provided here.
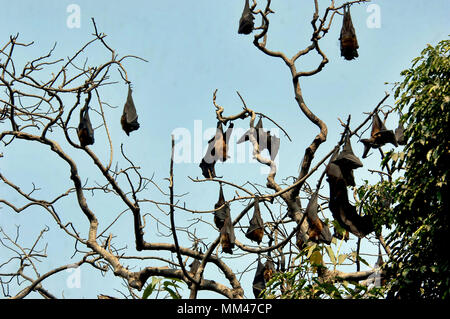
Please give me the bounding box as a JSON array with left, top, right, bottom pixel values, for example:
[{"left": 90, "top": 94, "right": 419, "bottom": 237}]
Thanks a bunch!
[
  {"left": 325, "top": 246, "right": 336, "bottom": 265},
  {"left": 337, "top": 254, "right": 348, "bottom": 265},
  {"left": 306, "top": 243, "right": 317, "bottom": 259},
  {"left": 309, "top": 250, "right": 323, "bottom": 267},
  {"left": 164, "top": 286, "right": 181, "bottom": 299},
  {"left": 142, "top": 277, "right": 161, "bottom": 299}
]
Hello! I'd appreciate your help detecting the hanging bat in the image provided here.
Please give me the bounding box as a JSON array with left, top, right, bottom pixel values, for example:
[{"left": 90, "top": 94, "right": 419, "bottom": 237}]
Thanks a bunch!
[
  {"left": 121, "top": 85, "right": 139, "bottom": 135},
  {"left": 252, "top": 258, "right": 266, "bottom": 298},
  {"left": 237, "top": 117, "right": 280, "bottom": 160},
  {"left": 245, "top": 197, "right": 264, "bottom": 244},
  {"left": 199, "top": 122, "right": 234, "bottom": 178},
  {"left": 214, "top": 183, "right": 230, "bottom": 230},
  {"left": 339, "top": 5, "right": 359, "bottom": 60},
  {"left": 305, "top": 190, "right": 332, "bottom": 245},
  {"left": 121, "top": 85, "right": 140, "bottom": 135},
  {"left": 335, "top": 200, "right": 374, "bottom": 238},
  {"left": 77, "top": 106, "right": 95, "bottom": 147},
  {"left": 332, "top": 133, "right": 363, "bottom": 186},
  {"left": 296, "top": 228, "right": 306, "bottom": 251},
  {"left": 326, "top": 150, "right": 374, "bottom": 238},
  {"left": 238, "top": 0, "right": 254, "bottom": 35},
  {"left": 220, "top": 212, "right": 235, "bottom": 254},
  {"left": 395, "top": 121, "right": 406, "bottom": 145},
  {"left": 361, "top": 113, "right": 398, "bottom": 158}
]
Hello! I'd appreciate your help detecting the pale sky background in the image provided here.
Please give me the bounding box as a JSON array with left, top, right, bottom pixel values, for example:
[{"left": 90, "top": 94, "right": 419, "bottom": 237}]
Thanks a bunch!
[{"left": 0, "top": 0, "right": 449, "bottom": 299}]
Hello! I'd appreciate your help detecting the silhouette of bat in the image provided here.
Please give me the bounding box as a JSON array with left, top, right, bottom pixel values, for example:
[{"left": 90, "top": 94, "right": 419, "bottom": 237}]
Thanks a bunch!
[
  {"left": 305, "top": 190, "right": 332, "bottom": 244},
  {"left": 214, "top": 184, "right": 230, "bottom": 230},
  {"left": 245, "top": 197, "right": 264, "bottom": 244},
  {"left": 326, "top": 149, "right": 374, "bottom": 238},
  {"left": 220, "top": 211, "right": 235, "bottom": 254},
  {"left": 121, "top": 85, "right": 140, "bottom": 135},
  {"left": 77, "top": 106, "right": 94, "bottom": 147},
  {"left": 238, "top": 0, "right": 254, "bottom": 35},
  {"left": 332, "top": 133, "right": 363, "bottom": 186},
  {"left": 237, "top": 117, "right": 280, "bottom": 160},
  {"left": 199, "top": 122, "right": 234, "bottom": 178},
  {"left": 340, "top": 5, "right": 359, "bottom": 60},
  {"left": 252, "top": 257, "right": 266, "bottom": 298},
  {"left": 361, "top": 113, "right": 398, "bottom": 158}
]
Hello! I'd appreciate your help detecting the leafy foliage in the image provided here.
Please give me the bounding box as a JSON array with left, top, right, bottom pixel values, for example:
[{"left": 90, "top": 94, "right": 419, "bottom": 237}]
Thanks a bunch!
[
  {"left": 142, "top": 277, "right": 185, "bottom": 299},
  {"left": 263, "top": 245, "right": 385, "bottom": 299},
  {"left": 374, "top": 39, "right": 449, "bottom": 299}
]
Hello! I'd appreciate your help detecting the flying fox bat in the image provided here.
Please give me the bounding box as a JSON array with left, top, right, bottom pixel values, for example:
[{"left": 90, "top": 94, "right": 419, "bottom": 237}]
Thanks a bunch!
[
  {"left": 220, "top": 212, "right": 235, "bottom": 254},
  {"left": 214, "top": 184, "right": 230, "bottom": 230},
  {"left": 332, "top": 133, "right": 363, "bottom": 186},
  {"left": 361, "top": 113, "right": 398, "bottom": 158},
  {"left": 121, "top": 85, "right": 140, "bottom": 135},
  {"left": 199, "top": 122, "right": 234, "bottom": 178},
  {"left": 237, "top": 117, "right": 280, "bottom": 160},
  {"left": 326, "top": 149, "right": 374, "bottom": 238},
  {"left": 252, "top": 257, "right": 266, "bottom": 298},
  {"left": 245, "top": 197, "right": 264, "bottom": 244},
  {"left": 339, "top": 5, "right": 359, "bottom": 60},
  {"left": 77, "top": 106, "right": 95, "bottom": 147},
  {"left": 238, "top": 0, "right": 255, "bottom": 35},
  {"left": 305, "top": 190, "right": 332, "bottom": 245}
]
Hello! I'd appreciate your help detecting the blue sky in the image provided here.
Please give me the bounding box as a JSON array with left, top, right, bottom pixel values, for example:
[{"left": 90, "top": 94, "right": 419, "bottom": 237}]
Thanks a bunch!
[{"left": 0, "top": 1, "right": 449, "bottom": 299}]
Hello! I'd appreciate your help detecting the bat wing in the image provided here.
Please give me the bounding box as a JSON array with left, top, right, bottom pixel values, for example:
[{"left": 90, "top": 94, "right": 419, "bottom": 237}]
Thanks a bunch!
[
  {"left": 333, "top": 134, "right": 363, "bottom": 169},
  {"left": 252, "top": 259, "right": 266, "bottom": 298},
  {"left": 214, "top": 184, "right": 228, "bottom": 229},
  {"left": 237, "top": 129, "right": 251, "bottom": 144},
  {"left": 268, "top": 134, "right": 280, "bottom": 160},
  {"left": 395, "top": 123, "right": 406, "bottom": 145},
  {"left": 305, "top": 190, "right": 332, "bottom": 244},
  {"left": 199, "top": 135, "right": 217, "bottom": 178},
  {"left": 220, "top": 213, "right": 235, "bottom": 254}
]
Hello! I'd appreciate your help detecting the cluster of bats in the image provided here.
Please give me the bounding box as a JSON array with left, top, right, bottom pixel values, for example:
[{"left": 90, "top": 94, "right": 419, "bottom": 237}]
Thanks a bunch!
[
  {"left": 211, "top": 110, "right": 403, "bottom": 297},
  {"left": 199, "top": 117, "right": 280, "bottom": 179},
  {"left": 75, "top": 2, "right": 405, "bottom": 297},
  {"left": 77, "top": 84, "right": 140, "bottom": 147},
  {"left": 238, "top": 1, "right": 361, "bottom": 62}
]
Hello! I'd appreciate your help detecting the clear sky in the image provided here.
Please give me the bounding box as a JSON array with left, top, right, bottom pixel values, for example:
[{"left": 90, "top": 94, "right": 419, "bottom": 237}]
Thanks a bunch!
[{"left": 0, "top": 0, "right": 449, "bottom": 299}]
